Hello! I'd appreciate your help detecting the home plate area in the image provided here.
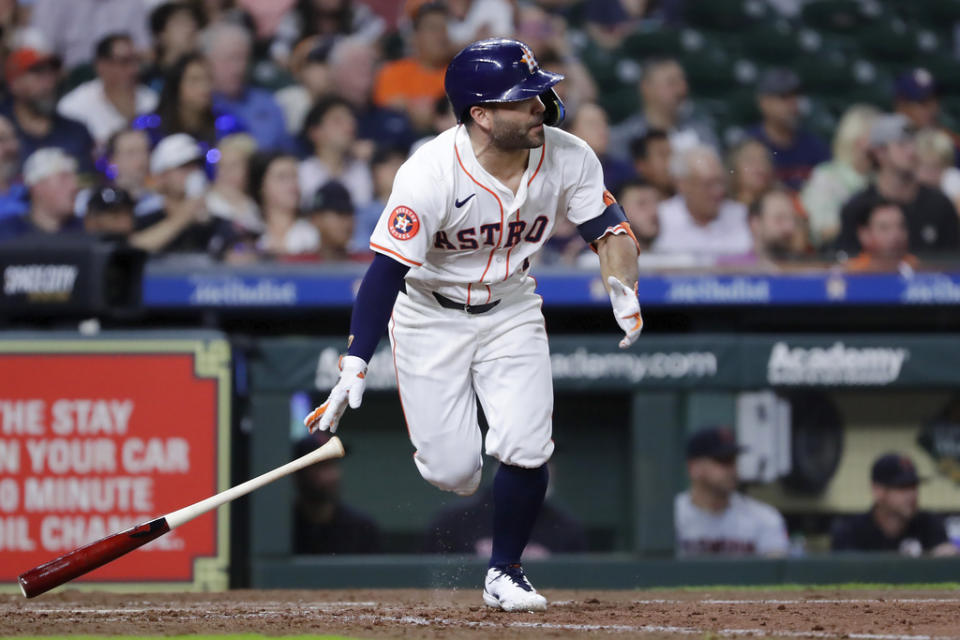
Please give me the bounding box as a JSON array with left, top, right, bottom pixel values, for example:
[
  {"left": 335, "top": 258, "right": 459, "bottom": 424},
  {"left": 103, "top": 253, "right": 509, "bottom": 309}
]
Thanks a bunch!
[{"left": 2, "top": 589, "right": 959, "bottom": 639}]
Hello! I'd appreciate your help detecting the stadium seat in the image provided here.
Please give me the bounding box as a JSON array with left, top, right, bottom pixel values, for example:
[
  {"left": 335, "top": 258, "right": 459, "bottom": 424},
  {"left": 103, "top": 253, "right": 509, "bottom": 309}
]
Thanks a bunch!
[
  {"left": 739, "top": 21, "right": 807, "bottom": 64},
  {"left": 800, "top": 0, "right": 883, "bottom": 32},
  {"left": 921, "top": 56, "right": 960, "bottom": 96},
  {"left": 682, "top": 0, "right": 772, "bottom": 31},
  {"left": 854, "top": 18, "right": 925, "bottom": 62},
  {"left": 621, "top": 27, "right": 688, "bottom": 59},
  {"left": 898, "top": 0, "right": 960, "bottom": 24},
  {"left": 681, "top": 49, "right": 758, "bottom": 98}
]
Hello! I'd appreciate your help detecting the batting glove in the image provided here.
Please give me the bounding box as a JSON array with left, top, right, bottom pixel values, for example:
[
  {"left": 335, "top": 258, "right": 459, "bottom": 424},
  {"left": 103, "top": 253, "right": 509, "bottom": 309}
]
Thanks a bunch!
[
  {"left": 608, "top": 276, "right": 643, "bottom": 349},
  {"left": 304, "top": 355, "right": 367, "bottom": 433}
]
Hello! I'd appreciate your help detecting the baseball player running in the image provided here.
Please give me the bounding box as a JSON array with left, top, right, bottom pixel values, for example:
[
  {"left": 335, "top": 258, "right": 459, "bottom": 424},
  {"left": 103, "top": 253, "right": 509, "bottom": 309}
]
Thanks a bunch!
[{"left": 305, "top": 38, "right": 642, "bottom": 612}]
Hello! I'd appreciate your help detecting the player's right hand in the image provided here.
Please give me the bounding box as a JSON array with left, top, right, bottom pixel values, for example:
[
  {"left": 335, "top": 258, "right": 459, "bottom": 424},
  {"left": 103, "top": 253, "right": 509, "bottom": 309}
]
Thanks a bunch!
[
  {"left": 304, "top": 355, "right": 367, "bottom": 433},
  {"left": 607, "top": 276, "right": 643, "bottom": 349}
]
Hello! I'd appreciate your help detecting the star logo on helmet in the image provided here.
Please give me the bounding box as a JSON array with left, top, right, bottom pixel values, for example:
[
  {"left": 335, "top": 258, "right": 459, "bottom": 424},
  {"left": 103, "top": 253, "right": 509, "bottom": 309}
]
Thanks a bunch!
[{"left": 519, "top": 44, "right": 538, "bottom": 74}]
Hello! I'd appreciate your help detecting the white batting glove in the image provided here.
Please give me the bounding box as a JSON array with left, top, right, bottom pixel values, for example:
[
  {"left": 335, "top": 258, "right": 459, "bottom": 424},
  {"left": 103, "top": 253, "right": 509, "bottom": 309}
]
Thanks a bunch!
[
  {"left": 608, "top": 276, "right": 643, "bottom": 349},
  {"left": 303, "top": 355, "right": 367, "bottom": 433}
]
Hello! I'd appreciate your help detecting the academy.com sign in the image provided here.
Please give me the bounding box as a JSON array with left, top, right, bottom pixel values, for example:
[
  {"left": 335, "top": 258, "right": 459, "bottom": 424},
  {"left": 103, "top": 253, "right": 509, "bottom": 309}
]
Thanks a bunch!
[
  {"left": 314, "top": 346, "right": 719, "bottom": 389},
  {"left": 767, "top": 341, "right": 908, "bottom": 386}
]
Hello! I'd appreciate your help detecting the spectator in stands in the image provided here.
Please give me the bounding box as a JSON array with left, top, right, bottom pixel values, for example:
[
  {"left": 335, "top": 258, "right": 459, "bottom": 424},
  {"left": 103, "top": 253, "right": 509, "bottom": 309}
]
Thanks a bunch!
[
  {"left": 292, "top": 431, "right": 381, "bottom": 554},
  {"left": 274, "top": 37, "right": 333, "bottom": 136},
  {"left": 204, "top": 21, "right": 292, "bottom": 152},
  {"left": 915, "top": 128, "right": 960, "bottom": 213},
  {"left": 29, "top": 0, "right": 150, "bottom": 70},
  {"left": 57, "top": 34, "right": 159, "bottom": 148},
  {"left": 630, "top": 129, "right": 674, "bottom": 197},
  {"left": 446, "top": 0, "right": 515, "bottom": 49},
  {"left": 328, "top": 36, "right": 416, "bottom": 153},
  {"left": 309, "top": 180, "right": 367, "bottom": 261},
  {"left": 583, "top": 0, "right": 633, "bottom": 51},
  {"left": 675, "top": 426, "right": 789, "bottom": 557},
  {"left": 353, "top": 145, "right": 405, "bottom": 250},
  {"left": 136, "top": 53, "right": 246, "bottom": 161},
  {"left": 206, "top": 133, "right": 262, "bottom": 234},
  {"left": 844, "top": 200, "right": 916, "bottom": 273},
  {"left": 77, "top": 128, "right": 158, "bottom": 218},
  {"left": 248, "top": 150, "right": 319, "bottom": 256},
  {"left": 570, "top": 102, "right": 635, "bottom": 196},
  {"left": 651, "top": 145, "right": 752, "bottom": 256},
  {"left": 609, "top": 58, "right": 719, "bottom": 160},
  {"left": 618, "top": 178, "right": 660, "bottom": 252},
  {"left": 143, "top": 1, "right": 204, "bottom": 93},
  {"left": 299, "top": 97, "right": 373, "bottom": 211},
  {"left": 135, "top": 133, "right": 235, "bottom": 255},
  {"left": 274, "top": 0, "right": 386, "bottom": 65},
  {"left": 748, "top": 188, "right": 802, "bottom": 268},
  {"left": 729, "top": 139, "right": 775, "bottom": 207},
  {"left": 409, "top": 96, "right": 457, "bottom": 153},
  {"left": 837, "top": 114, "right": 958, "bottom": 256},
  {"left": 0, "top": 114, "right": 27, "bottom": 220},
  {"left": 424, "top": 465, "right": 587, "bottom": 556},
  {"left": 1, "top": 46, "right": 95, "bottom": 173},
  {"left": 0, "top": 147, "right": 82, "bottom": 241},
  {"left": 82, "top": 186, "right": 136, "bottom": 241},
  {"left": 831, "top": 452, "right": 957, "bottom": 556},
  {"left": 801, "top": 104, "right": 879, "bottom": 250},
  {"left": 747, "top": 68, "right": 829, "bottom": 191},
  {"left": 102, "top": 128, "right": 157, "bottom": 216},
  {"left": 373, "top": 1, "right": 451, "bottom": 133},
  {"left": 893, "top": 68, "right": 960, "bottom": 158},
  {"left": 515, "top": 4, "right": 597, "bottom": 119}
]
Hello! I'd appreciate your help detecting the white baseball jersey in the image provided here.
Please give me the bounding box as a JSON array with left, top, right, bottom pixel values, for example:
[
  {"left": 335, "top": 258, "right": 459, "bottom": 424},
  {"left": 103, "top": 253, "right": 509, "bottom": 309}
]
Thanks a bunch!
[
  {"left": 371, "top": 123, "right": 624, "bottom": 495},
  {"left": 674, "top": 491, "right": 789, "bottom": 557},
  {"left": 369, "top": 124, "right": 617, "bottom": 304}
]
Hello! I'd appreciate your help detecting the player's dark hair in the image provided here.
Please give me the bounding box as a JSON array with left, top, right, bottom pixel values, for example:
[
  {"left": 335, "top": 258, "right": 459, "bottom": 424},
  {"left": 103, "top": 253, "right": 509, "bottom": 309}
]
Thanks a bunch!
[
  {"left": 302, "top": 96, "right": 355, "bottom": 137},
  {"left": 95, "top": 33, "right": 132, "bottom": 61},
  {"left": 856, "top": 197, "right": 903, "bottom": 229},
  {"left": 629, "top": 129, "right": 669, "bottom": 160},
  {"left": 247, "top": 151, "right": 299, "bottom": 209}
]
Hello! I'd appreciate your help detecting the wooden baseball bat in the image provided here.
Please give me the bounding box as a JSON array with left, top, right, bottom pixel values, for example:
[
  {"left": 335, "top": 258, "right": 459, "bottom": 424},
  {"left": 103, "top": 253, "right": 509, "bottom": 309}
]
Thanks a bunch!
[{"left": 18, "top": 435, "right": 345, "bottom": 598}]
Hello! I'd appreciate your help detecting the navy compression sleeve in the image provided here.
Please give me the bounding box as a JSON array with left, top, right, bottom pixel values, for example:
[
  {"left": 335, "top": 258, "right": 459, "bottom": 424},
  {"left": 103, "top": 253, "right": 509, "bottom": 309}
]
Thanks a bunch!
[{"left": 346, "top": 252, "right": 411, "bottom": 362}]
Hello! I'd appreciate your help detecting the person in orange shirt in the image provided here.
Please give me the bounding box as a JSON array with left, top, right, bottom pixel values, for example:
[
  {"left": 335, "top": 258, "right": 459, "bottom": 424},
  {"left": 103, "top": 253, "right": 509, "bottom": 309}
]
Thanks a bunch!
[
  {"left": 373, "top": 1, "right": 451, "bottom": 132},
  {"left": 847, "top": 199, "right": 918, "bottom": 272}
]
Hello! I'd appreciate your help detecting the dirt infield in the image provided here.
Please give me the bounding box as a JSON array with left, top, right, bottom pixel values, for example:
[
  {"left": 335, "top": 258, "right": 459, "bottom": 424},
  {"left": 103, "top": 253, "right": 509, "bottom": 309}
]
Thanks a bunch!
[{"left": 2, "top": 588, "right": 959, "bottom": 639}]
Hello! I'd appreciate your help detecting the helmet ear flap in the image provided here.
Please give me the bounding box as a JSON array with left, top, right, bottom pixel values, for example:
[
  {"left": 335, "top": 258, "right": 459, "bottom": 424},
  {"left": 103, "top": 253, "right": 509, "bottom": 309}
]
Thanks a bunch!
[{"left": 540, "top": 88, "right": 565, "bottom": 127}]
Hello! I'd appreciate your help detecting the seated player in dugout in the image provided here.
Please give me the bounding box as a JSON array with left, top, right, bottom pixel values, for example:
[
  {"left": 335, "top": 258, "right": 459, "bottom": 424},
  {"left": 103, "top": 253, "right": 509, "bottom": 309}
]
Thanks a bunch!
[
  {"left": 831, "top": 452, "right": 958, "bottom": 557},
  {"left": 303, "top": 38, "right": 642, "bottom": 612},
  {"left": 674, "top": 426, "right": 789, "bottom": 557},
  {"left": 291, "top": 432, "right": 380, "bottom": 555}
]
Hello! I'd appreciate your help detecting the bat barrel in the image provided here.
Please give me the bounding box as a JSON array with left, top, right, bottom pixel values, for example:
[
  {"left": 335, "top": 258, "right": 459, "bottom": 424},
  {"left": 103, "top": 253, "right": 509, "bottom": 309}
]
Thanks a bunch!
[{"left": 17, "top": 517, "right": 170, "bottom": 598}]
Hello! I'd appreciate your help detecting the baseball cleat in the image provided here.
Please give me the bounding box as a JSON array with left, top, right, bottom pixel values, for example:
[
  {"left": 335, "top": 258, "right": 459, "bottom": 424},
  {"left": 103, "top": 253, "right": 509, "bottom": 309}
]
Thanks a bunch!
[{"left": 482, "top": 564, "right": 547, "bottom": 612}]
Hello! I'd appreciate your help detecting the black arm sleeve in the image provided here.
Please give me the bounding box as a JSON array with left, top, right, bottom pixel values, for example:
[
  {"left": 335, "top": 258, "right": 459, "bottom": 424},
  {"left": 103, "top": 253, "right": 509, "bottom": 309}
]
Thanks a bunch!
[{"left": 346, "top": 252, "right": 411, "bottom": 362}]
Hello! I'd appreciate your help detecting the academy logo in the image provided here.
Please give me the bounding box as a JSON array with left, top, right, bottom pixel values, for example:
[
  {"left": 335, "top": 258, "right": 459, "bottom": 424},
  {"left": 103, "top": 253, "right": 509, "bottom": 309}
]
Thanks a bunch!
[
  {"left": 388, "top": 206, "right": 420, "bottom": 241},
  {"left": 767, "top": 341, "right": 908, "bottom": 386}
]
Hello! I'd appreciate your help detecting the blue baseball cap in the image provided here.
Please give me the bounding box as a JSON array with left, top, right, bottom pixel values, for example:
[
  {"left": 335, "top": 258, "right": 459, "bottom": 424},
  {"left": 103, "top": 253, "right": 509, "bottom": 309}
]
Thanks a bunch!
[
  {"left": 686, "top": 426, "right": 745, "bottom": 460},
  {"left": 895, "top": 68, "right": 937, "bottom": 102}
]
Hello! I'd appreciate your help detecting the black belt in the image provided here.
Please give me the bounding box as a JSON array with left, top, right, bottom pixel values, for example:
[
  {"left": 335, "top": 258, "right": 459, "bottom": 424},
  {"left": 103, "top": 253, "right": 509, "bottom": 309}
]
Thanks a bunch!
[
  {"left": 432, "top": 291, "right": 500, "bottom": 314},
  {"left": 399, "top": 281, "right": 500, "bottom": 314}
]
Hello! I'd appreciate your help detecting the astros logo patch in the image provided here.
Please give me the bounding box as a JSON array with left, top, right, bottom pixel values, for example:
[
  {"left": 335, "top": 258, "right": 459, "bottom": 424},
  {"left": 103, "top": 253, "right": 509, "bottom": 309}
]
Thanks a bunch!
[{"left": 388, "top": 206, "right": 420, "bottom": 240}]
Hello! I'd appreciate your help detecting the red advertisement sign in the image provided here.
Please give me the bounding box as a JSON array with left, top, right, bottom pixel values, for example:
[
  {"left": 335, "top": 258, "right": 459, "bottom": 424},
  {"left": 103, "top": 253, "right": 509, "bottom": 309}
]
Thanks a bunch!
[{"left": 0, "top": 346, "right": 229, "bottom": 587}]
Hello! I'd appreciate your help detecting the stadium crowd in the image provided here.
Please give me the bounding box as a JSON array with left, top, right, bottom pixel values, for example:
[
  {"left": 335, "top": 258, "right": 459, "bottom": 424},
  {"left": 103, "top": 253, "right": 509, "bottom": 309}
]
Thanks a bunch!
[{"left": 0, "top": 0, "right": 957, "bottom": 273}]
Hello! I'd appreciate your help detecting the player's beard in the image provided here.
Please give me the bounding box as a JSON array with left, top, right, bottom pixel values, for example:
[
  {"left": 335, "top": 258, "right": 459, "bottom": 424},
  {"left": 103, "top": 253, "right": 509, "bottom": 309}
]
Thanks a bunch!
[{"left": 490, "top": 114, "right": 545, "bottom": 151}]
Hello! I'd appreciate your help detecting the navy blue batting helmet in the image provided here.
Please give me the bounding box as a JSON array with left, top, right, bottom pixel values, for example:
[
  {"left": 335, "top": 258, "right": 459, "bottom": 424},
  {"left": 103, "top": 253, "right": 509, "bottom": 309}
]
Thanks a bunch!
[{"left": 444, "top": 38, "right": 565, "bottom": 127}]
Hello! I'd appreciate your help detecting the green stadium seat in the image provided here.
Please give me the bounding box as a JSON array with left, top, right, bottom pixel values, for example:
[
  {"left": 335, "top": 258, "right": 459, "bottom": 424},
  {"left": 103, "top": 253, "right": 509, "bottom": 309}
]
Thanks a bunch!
[
  {"left": 802, "top": 97, "right": 840, "bottom": 141},
  {"left": 855, "top": 18, "right": 924, "bottom": 62},
  {"left": 682, "top": 0, "right": 772, "bottom": 31},
  {"left": 918, "top": 55, "right": 960, "bottom": 96},
  {"left": 739, "top": 21, "right": 807, "bottom": 63},
  {"left": 801, "top": 0, "right": 883, "bottom": 33},
  {"left": 793, "top": 49, "right": 853, "bottom": 92},
  {"left": 681, "top": 48, "right": 758, "bottom": 98},
  {"left": 621, "top": 27, "right": 687, "bottom": 59},
  {"left": 899, "top": 0, "right": 960, "bottom": 24}
]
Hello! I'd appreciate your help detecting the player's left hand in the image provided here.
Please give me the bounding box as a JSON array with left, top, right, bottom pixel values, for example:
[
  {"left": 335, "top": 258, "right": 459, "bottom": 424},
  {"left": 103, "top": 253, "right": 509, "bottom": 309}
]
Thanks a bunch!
[
  {"left": 607, "top": 276, "right": 643, "bottom": 349},
  {"left": 303, "top": 355, "right": 367, "bottom": 433}
]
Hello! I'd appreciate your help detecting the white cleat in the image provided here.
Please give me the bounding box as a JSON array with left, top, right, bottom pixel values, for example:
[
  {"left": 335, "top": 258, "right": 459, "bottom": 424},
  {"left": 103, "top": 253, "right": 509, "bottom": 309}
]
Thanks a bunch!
[{"left": 482, "top": 564, "right": 548, "bottom": 612}]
